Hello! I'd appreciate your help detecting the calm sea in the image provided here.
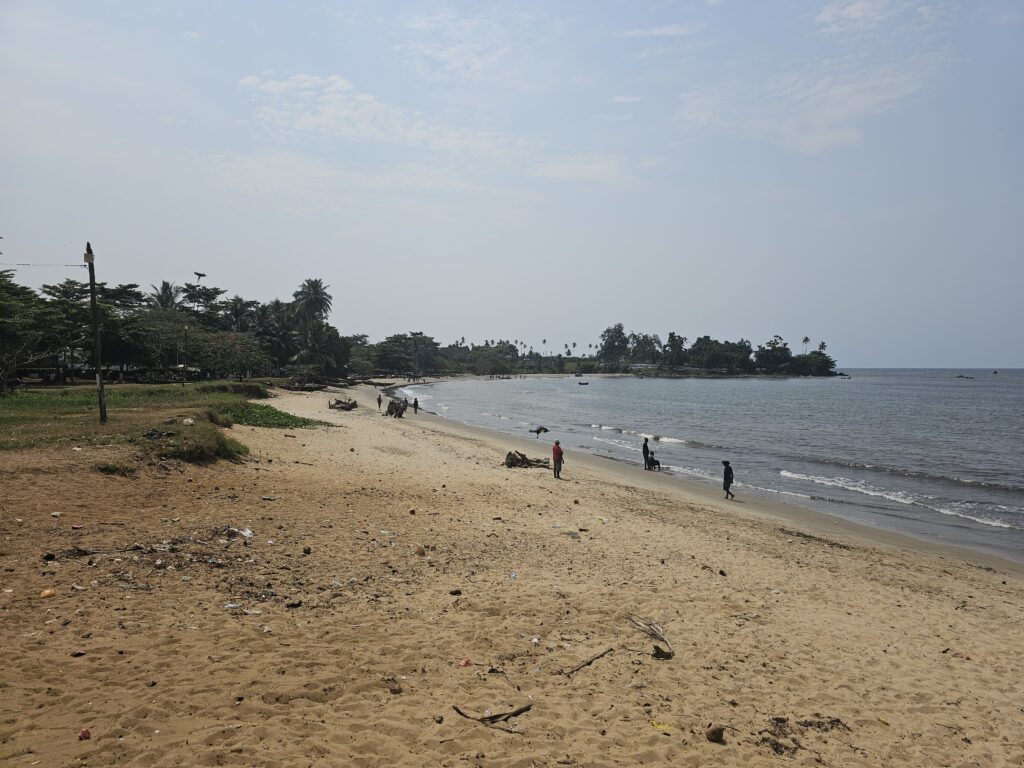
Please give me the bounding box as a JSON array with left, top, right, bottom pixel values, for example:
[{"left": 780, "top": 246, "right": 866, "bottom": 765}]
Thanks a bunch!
[{"left": 404, "top": 370, "right": 1024, "bottom": 563}]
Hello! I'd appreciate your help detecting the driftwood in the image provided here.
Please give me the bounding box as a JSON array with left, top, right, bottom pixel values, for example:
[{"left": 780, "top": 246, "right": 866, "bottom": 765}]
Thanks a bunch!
[
  {"left": 563, "top": 646, "right": 614, "bottom": 677},
  {"left": 627, "top": 613, "right": 674, "bottom": 660},
  {"left": 453, "top": 703, "right": 533, "bottom": 734},
  {"left": 328, "top": 398, "right": 358, "bottom": 411},
  {"left": 504, "top": 451, "right": 550, "bottom": 469}
]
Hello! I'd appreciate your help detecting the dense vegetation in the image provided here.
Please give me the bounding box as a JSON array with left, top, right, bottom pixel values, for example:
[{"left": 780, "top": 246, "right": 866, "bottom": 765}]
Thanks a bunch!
[{"left": 1, "top": 269, "right": 836, "bottom": 386}]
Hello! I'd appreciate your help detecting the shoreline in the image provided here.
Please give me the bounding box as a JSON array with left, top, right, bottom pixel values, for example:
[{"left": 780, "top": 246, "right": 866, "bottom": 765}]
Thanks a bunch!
[
  {"left": 382, "top": 378, "right": 1024, "bottom": 574},
  {"left": 3, "top": 386, "right": 1023, "bottom": 766}
]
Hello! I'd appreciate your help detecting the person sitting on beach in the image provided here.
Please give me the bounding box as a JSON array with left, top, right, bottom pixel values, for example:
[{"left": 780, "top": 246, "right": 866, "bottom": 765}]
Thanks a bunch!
[
  {"left": 648, "top": 450, "right": 661, "bottom": 471},
  {"left": 642, "top": 437, "right": 651, "bottom": 470},
  {"left": 552, "top": 440, "right": 564, "bottom": 479},
  {"left": 722, "top": 460, "right": 735, "bottom": 500}
]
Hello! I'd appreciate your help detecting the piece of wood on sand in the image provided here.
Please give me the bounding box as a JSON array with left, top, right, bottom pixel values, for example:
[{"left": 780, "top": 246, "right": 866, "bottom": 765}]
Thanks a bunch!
[
  {"left": 627, "top": 613, "right": 674, "bottom": 660},
  {"left": 452, "top": 703, "right": 533, "bottom": 734}
]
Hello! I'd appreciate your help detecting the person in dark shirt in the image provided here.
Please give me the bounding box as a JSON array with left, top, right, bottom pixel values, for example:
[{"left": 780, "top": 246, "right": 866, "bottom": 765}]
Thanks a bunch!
[
  {"left": 552, "top": 440, "right": 564, "bottom": 479},
  {"left": 722, "top": 460, "right": 735, "bottom": 500},
  {"left": 377, "top": 393, "right": 382, "bottom": 411},
  {"left": 642, "top": 437, "right": 650, "bottom": 470},
  {"left": 413, "top": 398, "right": 419, "bottom": 414}
]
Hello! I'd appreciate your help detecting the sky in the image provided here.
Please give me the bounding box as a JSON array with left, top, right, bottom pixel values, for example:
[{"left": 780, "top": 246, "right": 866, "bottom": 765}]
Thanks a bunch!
[{"left": 1, "top": 1, "right": 1021, "bottom": 368}]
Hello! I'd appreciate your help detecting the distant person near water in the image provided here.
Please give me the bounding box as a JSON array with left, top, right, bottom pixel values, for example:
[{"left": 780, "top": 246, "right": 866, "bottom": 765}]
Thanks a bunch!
[
  {"left": 642, "top": 437, "right": 650, "bottom": 470},
  {"left": 648, "top": 450, "right": 661, "bottom": 471},
  {"left": 552, "top": 440, "right": 564, "bottom": 479},
  {"left": 722, "top": 460, "right": 735, "bottom": 500},
  {"left": 530, "top": 426, "right": 549, "bottom": 438},
  {"left": 413, "top": 397, "right": 419, "bottom": 414},
  {"left": 377, "top": 393, "right": 382, "bottom": 411}
]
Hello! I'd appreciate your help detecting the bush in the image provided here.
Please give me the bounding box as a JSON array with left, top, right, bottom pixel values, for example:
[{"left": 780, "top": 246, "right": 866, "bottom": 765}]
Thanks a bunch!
[{"left": 159, "top": 421, "right": 249, "bottom": 464}]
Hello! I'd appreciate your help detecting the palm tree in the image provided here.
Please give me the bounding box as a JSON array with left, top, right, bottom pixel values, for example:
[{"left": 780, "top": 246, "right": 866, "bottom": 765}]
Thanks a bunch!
[
  {"left": 292, "top": 278, "right": 332, "bottom": 323},
  {"left": 802, "top": 336, "right": 811, "bottom": 354},
  {"left": 148, "top": 281, "right": 183, "bottom": 309},
  {"left": 818, "top": 341, "right": 828, "bottom": 353},
  {"left": 223, "top": 295, "right": 257, "bottom": 332}
]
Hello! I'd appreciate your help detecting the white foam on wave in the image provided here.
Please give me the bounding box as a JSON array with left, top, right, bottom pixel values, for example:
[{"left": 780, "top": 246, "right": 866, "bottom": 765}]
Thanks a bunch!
[
  {"left": 780, "top": 470, "right": 919, "bottom": 505},
  {"left": 656, "top": 436, "right": 687, "bottom": 444},
  {"left": 663, "top": 464, "right": 716, "bottom": 481},
  {"left": 934, "top": 503, "right": 1021, "bottom": 530},
  {"left": 781, "top": 471, "right": 1023, "bottom": 530},
  {"left": 593, "top": 436, "right": 640, "bottom": 451}
]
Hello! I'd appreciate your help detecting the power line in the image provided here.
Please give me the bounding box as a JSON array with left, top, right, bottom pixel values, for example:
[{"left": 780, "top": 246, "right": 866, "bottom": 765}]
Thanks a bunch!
[{"left": 0, "top": 262, "right": 87, "bottom": 268}]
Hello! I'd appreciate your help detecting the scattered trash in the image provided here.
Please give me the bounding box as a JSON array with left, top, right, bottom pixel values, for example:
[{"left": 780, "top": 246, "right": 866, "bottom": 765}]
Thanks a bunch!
[
  {"left": 42, "top": 553, "right": 56, "bottom": 562},
  {"left": 71, "top": 524, "right": 84, "bottom": 530},
  {"left": 39, "top": 588, "right": 56, "bottom": 599},
  {"left": 182, "top": 418, "right": 195, "bottom": 426},
  {"left": 70, "top": 650, "right": 86, "bottom": 657},
  {"left": 78, "top": 728, "right": 91, "bottom": 741},
  {"left": 457, "top": 658, "right": 473, "bottom": 667},
  {"left": 302, "top": 546, "right": 312, "bottom": 555},
  {"left": 51, "top": 512, "right": 62, "bottom": 518},
  {"left": 224, "top": 527, "right": 253, "bottom": 539},
  {"left": 223, "top": 602, "right": 242, "bottom": 610},
  {"left": 453, "top": 703, "right": 533, "bottom": 733},
  {"left": 414, "top": 545, "right": 426, "bottom": 556},
  {"left": 72, "top": 447, "right": 82, "bottom": 452},
  {"left": 285, "top": 599, "right": 302, "bottom": 609},
  {"left": 261, "top": 496, "right": 278, "bottom": 501},
  {"left": 627, "top": 613, "right": 674, "bottom": 660},
  {"left": 449, "top": 589, "right": 462, "bottom": 596},
  {"left": 649, "top": 719, "right": 670, "bottom": 730},
  {"left": 530, "top": 636, "right": 540, "bottom": 646},
  {"left": 143, "top": 429, "right": 175, "bottom": 440},
  {"left": 510, "top": 572, "right": 518, "bottom": 581}
]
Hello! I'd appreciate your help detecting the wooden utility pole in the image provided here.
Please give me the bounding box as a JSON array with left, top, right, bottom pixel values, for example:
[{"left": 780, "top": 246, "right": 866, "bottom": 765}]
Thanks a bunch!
[{"left": 84, "top": 242, "right": 108, "bottom": 423}]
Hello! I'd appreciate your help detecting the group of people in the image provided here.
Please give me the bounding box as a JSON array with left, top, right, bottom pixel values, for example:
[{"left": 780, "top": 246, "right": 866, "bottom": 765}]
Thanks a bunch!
[
  {"left": 546, "top": 432, "right": 737, "bottom": 499},
  {"left": 376, "top": 393, "right": 420, "bottom": 417}
]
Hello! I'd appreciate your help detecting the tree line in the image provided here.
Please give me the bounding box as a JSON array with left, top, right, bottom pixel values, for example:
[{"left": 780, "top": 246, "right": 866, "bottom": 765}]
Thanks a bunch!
[{"left": 1, "top": 270, "right": 836, "bottom": 392}]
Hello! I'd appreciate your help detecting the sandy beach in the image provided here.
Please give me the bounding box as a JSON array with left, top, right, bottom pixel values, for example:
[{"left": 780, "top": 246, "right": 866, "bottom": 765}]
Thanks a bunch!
[{"left": 2, "top": 384, "right": 1022, "bottom": 767}]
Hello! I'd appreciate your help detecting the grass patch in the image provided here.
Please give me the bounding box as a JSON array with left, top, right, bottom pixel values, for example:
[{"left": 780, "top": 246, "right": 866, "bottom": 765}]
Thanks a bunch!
[
  {"left": 159, "top": 420, "right": 249, "bottom": 464},
  {"left": 210, "top": 402, "right": 328, "bottom": 429},
  {"left": 94, "top": 462, "right": 138, "bottom": 477},
  {"left": 196, "top": 382, "right": 270, "bottom": 399},
  {"left": 0, "top": 381, "right": 321, "bottom": 461}
]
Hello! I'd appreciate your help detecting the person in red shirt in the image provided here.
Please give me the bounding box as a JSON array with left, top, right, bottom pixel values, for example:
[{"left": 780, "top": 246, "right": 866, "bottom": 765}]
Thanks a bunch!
[{"left": 552, "top": 440, "right": 564, "bottom": 479}]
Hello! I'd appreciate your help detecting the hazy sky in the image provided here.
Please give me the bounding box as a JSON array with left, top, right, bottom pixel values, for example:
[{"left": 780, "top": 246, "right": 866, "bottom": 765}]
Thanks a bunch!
[{"left": 2, "top": 1, "right": 1021, "bottom": 367}]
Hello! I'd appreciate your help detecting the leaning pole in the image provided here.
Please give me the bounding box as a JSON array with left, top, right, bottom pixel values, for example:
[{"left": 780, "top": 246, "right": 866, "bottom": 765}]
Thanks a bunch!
[{"left": 84, "top": 242, "right": 108, "bottom": 423}]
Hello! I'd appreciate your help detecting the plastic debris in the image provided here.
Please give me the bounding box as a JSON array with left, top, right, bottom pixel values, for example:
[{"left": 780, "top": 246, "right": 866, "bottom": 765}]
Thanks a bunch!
[
  {"left": 457, "top": 658, "right": 473, "bottom": 667},
  {"left": 78, "top": 728, "right": 91, "bottom": 740}
]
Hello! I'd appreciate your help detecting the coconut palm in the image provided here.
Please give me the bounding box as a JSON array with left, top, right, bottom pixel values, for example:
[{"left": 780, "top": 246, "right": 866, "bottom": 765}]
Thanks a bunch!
[
  {"left": 818, "top": 341, "right": 828, "bottom": 353},
  {"left": 223, "top": 295, "right": 258, "bottom": 332},
  {"left": 292, "top": 278, "right": 333, "bottom": 323},
  {"left": 802, "top": 336, "right": 811, "bottom": 354},
  {"left": 148, "top": 281, "right": 183, "bottom": 309}
]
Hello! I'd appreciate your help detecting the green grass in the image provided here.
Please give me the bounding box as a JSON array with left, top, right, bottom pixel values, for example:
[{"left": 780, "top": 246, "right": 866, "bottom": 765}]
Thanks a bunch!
[
  {"left": 0, "top": 381, "right": 285, "bottom": 461},
  {"left": 209, "top": 402, "right": 329, "bottom": 429}
]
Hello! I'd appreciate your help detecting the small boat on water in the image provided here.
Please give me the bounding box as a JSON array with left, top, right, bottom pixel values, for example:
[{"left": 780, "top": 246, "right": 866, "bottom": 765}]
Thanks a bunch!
[{"left": 578, "top": 381, "right": 589, "bottom": 385}]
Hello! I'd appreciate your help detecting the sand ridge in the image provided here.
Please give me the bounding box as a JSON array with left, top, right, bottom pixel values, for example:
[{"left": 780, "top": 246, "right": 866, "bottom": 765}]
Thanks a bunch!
[{"left": 1, "top": 387, "right": 1022, "bottom": 766}]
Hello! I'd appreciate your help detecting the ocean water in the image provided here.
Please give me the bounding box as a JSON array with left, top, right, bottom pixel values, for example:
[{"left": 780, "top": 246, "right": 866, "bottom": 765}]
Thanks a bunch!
[{"left": 404, "top": 370, "right": 1024, "bottom": 562}]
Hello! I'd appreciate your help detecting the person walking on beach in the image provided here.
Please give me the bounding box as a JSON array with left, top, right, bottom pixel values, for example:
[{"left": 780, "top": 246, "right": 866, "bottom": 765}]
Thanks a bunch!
[
  {"left": 377, "top": 393, "right": 382, "bottom": 411},
  {"left": 552, "top": 440, "right": 564, "bottom": 479},
  {"left": 413, "top": 397, "right": 419, "bottom": 414},
  {"left": 722, "top": 460, "right": 735, "bottom": 500},
  {"left": 642, "top": 437, "right": 651, "bottom": 470}
]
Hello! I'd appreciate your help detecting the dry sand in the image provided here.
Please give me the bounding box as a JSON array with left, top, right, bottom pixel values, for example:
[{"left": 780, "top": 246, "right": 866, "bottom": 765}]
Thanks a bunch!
[{"left": 1, "top": 385, "right": 1022, "bottom": 767}]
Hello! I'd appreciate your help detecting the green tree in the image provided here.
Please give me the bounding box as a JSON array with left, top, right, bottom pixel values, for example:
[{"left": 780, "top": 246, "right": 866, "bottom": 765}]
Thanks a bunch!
[
  {"left": 293, "top": 278, "right": 332, "bottom": 323},
  {"left": 148, "top": 280, "right": 183, "bottom": 309}
]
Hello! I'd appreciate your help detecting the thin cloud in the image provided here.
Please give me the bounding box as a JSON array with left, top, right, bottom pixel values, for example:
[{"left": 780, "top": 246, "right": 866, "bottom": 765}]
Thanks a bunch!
[
  {"left": 611, "top": 96, "right": 641, "bottom": 103},
  {"left": 618, "top": 25, "right": 695, "bottom": 38},
  {"left": 677, "top": 57, "right": 937, "bottom": 153}
]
